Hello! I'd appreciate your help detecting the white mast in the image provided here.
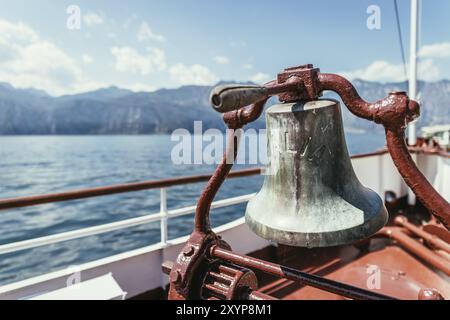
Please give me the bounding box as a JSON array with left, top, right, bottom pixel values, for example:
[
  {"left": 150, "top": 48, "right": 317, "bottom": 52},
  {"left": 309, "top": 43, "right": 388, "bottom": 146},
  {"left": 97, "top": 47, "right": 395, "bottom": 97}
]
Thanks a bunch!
[
  {"left": 407, "top": 0, "right": 419, "bottom": 205},
  {"left": 408, "top": 0, "right": 419, "bottom": 146}
]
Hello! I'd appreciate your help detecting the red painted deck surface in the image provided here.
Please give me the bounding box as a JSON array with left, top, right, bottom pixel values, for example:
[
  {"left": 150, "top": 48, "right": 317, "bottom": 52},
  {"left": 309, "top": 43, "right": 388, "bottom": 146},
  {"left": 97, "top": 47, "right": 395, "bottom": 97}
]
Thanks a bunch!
[{"left": 259, "top": 240, "right": 450, "bottom": 300}]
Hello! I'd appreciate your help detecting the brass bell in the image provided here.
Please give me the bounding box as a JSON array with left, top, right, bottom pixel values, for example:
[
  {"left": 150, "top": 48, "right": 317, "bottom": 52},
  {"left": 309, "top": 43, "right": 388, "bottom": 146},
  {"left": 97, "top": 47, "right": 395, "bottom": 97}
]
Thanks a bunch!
[{"left": 245, "top": 99, "right": 388, "bottom": 248}]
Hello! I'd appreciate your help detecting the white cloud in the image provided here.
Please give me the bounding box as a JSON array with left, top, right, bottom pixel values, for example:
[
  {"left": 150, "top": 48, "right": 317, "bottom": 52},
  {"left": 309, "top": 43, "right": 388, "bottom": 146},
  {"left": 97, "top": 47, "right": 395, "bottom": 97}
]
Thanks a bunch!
[
  {"left": 137, "top": 22, "right": 165, "bottom": 42},
  {"left": 419, "top": 42, "right": 450, "bottom": 58},
  {"left": 250, "top": 72, "right": 271, "bottom": 84},
  {"left": 213, "top": 56, "right": 229, "bottom": 64},
  {"left": 169, "top": 63, "right": 218, "bottom": 85},
  {"left": 72, "top": 80, "right": 107, "bottom": 94},
  {"left": 417, "top": 59, "right": 441, "bottom": 81},
  {"left": 338, "top": 59, "right": 440, "bottom": 82},
  {"left": 243, "top": 63, "right": 253, "bottom": 70},
  {"left": 0, "top": 19, "right": 102, "bottom": 96},
  {"left": 0, "top": 20, "right": 38, "bottom": 44},
  {"left": 120, "top": 83, "right": 156, "bottom": 92},
  {"left": 83, "top": 12, "right": 104, "bottom": 26},
  {"left": 111, "top": 46, "right": 167, "bottom": 75},
  {"left": 339, "top": 60, "right": 406, "bottom": 82},
  {"left": 82, "top": 54, "right": 93, "bottom": 64}
]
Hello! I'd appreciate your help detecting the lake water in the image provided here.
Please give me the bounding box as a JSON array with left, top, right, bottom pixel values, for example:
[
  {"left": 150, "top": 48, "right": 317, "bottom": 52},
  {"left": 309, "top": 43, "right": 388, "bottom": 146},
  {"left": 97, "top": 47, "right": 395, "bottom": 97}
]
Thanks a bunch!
[{"left": 0, "top": 132, "right": 385, "bottom": 285}]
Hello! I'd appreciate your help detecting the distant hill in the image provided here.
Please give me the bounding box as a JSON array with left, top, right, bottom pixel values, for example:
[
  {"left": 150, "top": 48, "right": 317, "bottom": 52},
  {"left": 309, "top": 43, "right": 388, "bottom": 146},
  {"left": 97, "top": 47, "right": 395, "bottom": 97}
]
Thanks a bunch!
[{"left": 0, "top": 79, "right": 449, "bottom": 135}]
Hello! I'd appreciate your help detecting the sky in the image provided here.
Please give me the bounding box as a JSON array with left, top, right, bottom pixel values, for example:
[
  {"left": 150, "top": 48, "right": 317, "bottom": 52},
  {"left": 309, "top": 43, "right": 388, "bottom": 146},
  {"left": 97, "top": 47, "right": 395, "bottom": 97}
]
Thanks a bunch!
[{"left": 0, "top": 0, "right": 449, "bottom": 96}]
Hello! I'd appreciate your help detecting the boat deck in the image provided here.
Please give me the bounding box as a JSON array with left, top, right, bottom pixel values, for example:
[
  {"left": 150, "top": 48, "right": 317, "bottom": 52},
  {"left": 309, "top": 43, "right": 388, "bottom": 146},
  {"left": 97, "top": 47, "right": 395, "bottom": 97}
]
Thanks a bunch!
[
  {"left": 236, "top": 200, "right": 450, "bottom": 300},
  {"left": 146, "top": 201, "right": 450, "bottom": 300},
  {"left": 257, "top": 240, "right": 450, "bottom": 300}
]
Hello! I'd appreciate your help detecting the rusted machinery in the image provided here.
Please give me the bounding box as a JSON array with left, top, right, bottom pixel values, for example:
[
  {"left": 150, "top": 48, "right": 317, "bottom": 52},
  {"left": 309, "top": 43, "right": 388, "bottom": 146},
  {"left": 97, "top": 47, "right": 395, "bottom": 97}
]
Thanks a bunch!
[{"left": 162, "top": 64, "right": 450, "bottom": 300}]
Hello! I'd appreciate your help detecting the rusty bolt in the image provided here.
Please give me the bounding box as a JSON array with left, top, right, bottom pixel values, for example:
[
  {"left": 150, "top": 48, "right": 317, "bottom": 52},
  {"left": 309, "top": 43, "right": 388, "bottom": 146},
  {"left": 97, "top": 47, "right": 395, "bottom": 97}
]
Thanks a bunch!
[
  {"left": 418, "top": 288, "right": 444, "bottom": 300},
  {"left": 389, "top": 91, "right": 407, "bottom": 96},
  {"left": 394, "top": 216, "right": 408, "bottom": 225},
  {"left": 170, "top": 270, "right": 182, "bottom": 284},
  {"left": 183, "top": 246, "right": 195, "bottom": 257}
]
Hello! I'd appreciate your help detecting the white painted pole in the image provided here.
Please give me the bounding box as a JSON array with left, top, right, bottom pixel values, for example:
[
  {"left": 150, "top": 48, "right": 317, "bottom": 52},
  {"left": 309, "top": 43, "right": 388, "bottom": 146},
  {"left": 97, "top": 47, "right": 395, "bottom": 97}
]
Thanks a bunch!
[
  {"left": 408, "top": 0, "right": 418, "bottom": 146},
  {"left": 407, "top": 0, "right": 419, "bottom": 205},
  {"left": 160, "top": 188, "right": 169, "bottom": 245}
]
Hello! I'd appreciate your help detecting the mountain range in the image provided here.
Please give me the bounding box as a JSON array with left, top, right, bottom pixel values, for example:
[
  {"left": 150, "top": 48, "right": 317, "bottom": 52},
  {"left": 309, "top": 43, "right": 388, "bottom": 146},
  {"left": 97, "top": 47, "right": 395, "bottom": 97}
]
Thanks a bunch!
[{"left": 0, "top": 79, "right": 449, "bottom": 135}]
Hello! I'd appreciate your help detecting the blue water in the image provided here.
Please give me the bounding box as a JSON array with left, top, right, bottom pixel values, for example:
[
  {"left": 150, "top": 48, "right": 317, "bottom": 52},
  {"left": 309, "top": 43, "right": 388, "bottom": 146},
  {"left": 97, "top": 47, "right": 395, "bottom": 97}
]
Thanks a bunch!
[{"left": 0, "top": 132, "right": 385, "bottom": 285}]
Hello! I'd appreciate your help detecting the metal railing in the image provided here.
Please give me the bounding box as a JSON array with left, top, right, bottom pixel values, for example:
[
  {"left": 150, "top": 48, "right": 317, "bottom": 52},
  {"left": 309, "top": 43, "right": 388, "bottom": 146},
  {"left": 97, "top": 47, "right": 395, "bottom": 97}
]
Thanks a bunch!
[
  {"left": 0, "top": 168, "right": 262, "bottom": 255},
  {"left": 3, "top": 146, "right": 444, "bottom": 256}
]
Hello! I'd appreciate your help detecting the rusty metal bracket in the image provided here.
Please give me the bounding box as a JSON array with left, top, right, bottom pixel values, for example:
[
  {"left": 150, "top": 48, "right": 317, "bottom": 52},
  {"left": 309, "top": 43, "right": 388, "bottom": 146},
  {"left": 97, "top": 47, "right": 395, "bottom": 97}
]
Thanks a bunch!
[
  {"left": 210, "top": 246, "right": 395, "bottom": 300},
  {"left": 166, "top": 64, "right": 450, "bottom": 300},
  {"left": 317, "top": 72, "right": 450, "bottom": 229},
  {"left": 167, "top": 232, "right": 231, "bottom": 300},
  {"left": 210, "top": 64, "right": 450, "bottom": 230},
  {"left": 167, "top": 105, "right": 269, "bottom": 299}
]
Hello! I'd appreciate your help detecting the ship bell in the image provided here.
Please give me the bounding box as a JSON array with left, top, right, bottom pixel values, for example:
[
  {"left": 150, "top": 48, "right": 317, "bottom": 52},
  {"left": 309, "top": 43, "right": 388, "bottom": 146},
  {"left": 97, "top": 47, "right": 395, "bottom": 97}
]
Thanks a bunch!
[{"left": 246, "top": 99, "right": 388, "bottom": 247}]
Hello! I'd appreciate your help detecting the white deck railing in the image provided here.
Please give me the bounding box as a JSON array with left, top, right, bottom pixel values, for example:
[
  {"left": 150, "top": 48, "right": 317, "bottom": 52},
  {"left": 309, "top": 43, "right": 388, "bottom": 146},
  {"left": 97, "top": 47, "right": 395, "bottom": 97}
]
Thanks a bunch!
[
  {"left": 4, "top": 147, "right": 440, "bottom": 257},
  {"left": 0, "top": 190, "right": 256, "bottom": 255}
]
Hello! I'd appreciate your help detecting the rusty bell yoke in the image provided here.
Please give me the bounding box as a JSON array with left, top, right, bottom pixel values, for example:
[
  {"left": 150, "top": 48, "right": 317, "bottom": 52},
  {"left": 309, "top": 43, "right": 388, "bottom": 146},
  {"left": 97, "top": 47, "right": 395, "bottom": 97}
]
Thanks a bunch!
[{"left": 163, "top": 64, "right": 450, "bottom": 301}]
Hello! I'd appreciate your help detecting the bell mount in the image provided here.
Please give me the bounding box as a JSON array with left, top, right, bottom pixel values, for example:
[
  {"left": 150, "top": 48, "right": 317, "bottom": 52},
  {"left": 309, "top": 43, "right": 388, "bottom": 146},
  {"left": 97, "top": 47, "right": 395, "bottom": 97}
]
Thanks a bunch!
[{"left": 163, "top": 64, "right": 450, "bottom": 301}]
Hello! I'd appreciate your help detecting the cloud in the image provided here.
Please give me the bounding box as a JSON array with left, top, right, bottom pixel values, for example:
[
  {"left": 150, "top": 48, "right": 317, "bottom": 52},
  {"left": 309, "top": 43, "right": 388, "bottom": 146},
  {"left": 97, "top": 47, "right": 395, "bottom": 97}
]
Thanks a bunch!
[
  {"left": 0, "top": 20, "right": 38, "bottom": 44},
  {"left": 0, "top": 19, "right": 102, "bottom": 96},
  {"left": 120, "top": 83, "right": 156, "bottom": 92},
  {"left": 169, "top": 63, "right": 218, "bottom": 85},
  {"left": 338, "top": 59, "right": 440, "bottom": 82},
  {"left": 213, "top": 56, "right": 229, "bottom": 64},
  {"left": 339, "top": 60, "right": 406, "bottom": 82},
  {"left": 82, "top": 54, "right": 93, "bottom": 64},
  {"left": 137, "top": 22, "right": 165, "bottom": 42},
  {"left": 419, "top": 42, "right": 450, "bottom": 58},
  {"left": 111, "top": 46, "right": 166, "bottom": 75},
  {"left": 242, "top": 63, "right": 253, "bottom": 70},
  {"left": 417, "top": 59, "right": 441, "bottom": 81},
  {"left": 250, "top": 72, "right": 271, "bottom": 84},
  {"left": 83, "top": 12, "right": 104, "bottom": 26}
]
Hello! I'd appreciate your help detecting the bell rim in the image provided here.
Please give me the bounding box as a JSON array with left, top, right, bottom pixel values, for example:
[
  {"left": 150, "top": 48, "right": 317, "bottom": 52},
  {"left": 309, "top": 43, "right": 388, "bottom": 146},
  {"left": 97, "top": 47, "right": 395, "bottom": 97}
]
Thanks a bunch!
[{"left": 245, "top": 205, "right": 388, "bottom": 248}]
